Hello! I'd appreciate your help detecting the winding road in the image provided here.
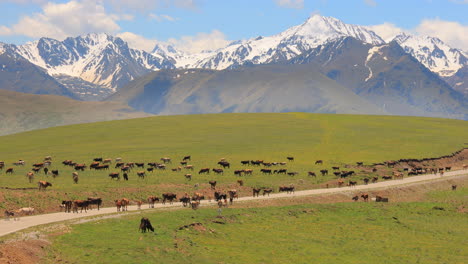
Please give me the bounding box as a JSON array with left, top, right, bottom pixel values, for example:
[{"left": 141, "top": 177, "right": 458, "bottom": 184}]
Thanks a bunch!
[{"left": 1, "top": 170, "right": 466, "bottom": 238}]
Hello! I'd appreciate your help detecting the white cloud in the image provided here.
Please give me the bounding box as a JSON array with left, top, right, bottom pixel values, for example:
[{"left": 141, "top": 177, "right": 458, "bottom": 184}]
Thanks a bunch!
[
  {"left": 369, "top": 19, "right": 468, "bottom": 51},
  {"left": 364, "top": 0, "right": 377, "bottom": 6},
  {"left": 275, "top": 0, "right": 304, "bottom": 9},
  {"left": 415, "top": 18, "right": 468, "bottom": 51},
  {"left": 116, "top": 32, "right": 157, "bottom": 52},
  {"left": 166, "top": 30, "right": 230, "bottom": 54},
  {"left": 149, "top": 13, "right": 177, "bottom": 22},
  {"left": 105, "top": 0, "right": 199, "bottom": 12},
  {"left": 0, "top": 0, "right": 126, "bottom": 40},
  {"left": 367, "top": 22, "right": 404, "bottom": 42}
]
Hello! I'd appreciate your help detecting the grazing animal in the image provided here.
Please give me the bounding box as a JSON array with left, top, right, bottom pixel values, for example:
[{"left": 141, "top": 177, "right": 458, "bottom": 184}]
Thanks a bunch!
[
  {"left": 352, "top": 195, "right": 359, "bottom": 201},
  {"left": 263, "top": 188, "right": 273, "bottom": 196},
  {"left": 184, "top": 174, "right": 192, "bottom": 181},
  {"left": 371, "top": 176, "right": 378, "bottom": 183},
  {"left": 146, "top": 167, "right": 154, "bottom": 173},
  {"left": 6, "top": 167, "right": 14, "bottom": 174},
  {"left": 147, "top": 196, "right": 160, "bottom": 208},
  {"left": 43, "top": 167, "right": 49, "bottom": 175},
  {"left": 260, "top": 169, "right": 272, "bottom": 174},
  {"left": 278, "top": 185, "right": 295, "bottom": 194},
  {"left": 103, "top": 159, "right": 112, "bottom": 164},
  {"left": 199, "top": 168, "right": 210, "bottom": 174},
  {"left": 452, "top": 185, "right": 457, "bottom": 191},
  {"left": 139, "top": 217, "right": 154, "bottom": 233},
  {"left": 209, "top": 180, "right": 217, "bottom": 190},
  {"left": 337, "top": 179, "right": 344, "bottom": 187},
  {"left": 214, "top": 191, "right": 227, "bottom": 201},
  {"left": 213, "top": 168, "right": 224, "bottom": 175},
  {"left": 308, "top": 171, "right": 316, "bottom": 177},
  {"left": 356, "top": 162, "right": 363, "bottom": 166},
  {"left": 361, "top": 193, "right": 369, "bottom": 202},
  {"left": 180, "top": 195, "right": 191, "bottom": 207},
  {"left": 38, "top": 181, "right": 52, "bottom": 190},
  {"left": 115, "top": 198, "right": 129, "bottom": 211},
  {"left": 315, "top": 160, "right": 323, "bottom": 165},
  {"left": 218, "top": 161, "right": 230, "bottom": 168},
  {"left": 320, "top": 169, "right": 328, "bottom": 176},
  {"left": 332, "top": 166, "right": 340, "bottom": 170},
  {"left": 61, "top": 200, "right": 73, "bottom": 213},
  {"left": 375, "top": 196, "right": 389, "bottom": 202},
  {"left": 135, "top": 162, "right": 144, "bottom": 168},
  {"left": 184, "top": 165, "right": 194, "bottom": 170},
  {"left": 51, "top": 170, "right": 59, "bottom": 178},
  {"left": 123, "top": 173, "right": 129, "bottom": 181},
  {"left": 287, "top": 172, "right": 298, "bottom": 176},
  {"left": 228, "top": 190, "right": 238, "bottom": 204},
  {"left": 234, "top": 169, "right": 244, "bottom": 176},
  {"left": 287, "top": 157, "right": 294, "bottom": 161},
  {"left": 161, "top": 157, "right": 171, "bottom": 163},
  {"left": 72, "top": 172, "right": 79, "bottom": 184},
  {"left": 382, "top": 176, "right": 392, "bottom": 180},
  {"left": 109, "top": 172, "right": 120, "bottom": 180},
  {"left": 94, "top": 158, "right": 103, "bottom": 162},
  {"left": 183, "top": 155, "right": 191, "bottom": 161},
  {"left": 363, "top": 178, "right": 370, "bottom": 185},
  {"left": 348, "top": 181, "right": 357, "bottom": 187},
  {"left": 162, "top": 193, "right": 177, "bottom": 204},
  {"left": 244, "top": 169, "right": 253, "bottom": 175},
  {"left": 137, "top": 171, "right": 146, "bottom": 179},
  {"left": 26, "top": 171, "right": 34, "bottom": 183},
  {"left": 237, "top": 179, "right": 244, "bottom": 186},
  {"left": 16, "top": 207, "right": 35, "bottom": 216},
  {"left": 87, "top": 197, "right": 102, "bottom": 210},
  {"left": 73, "top": 200, "right": 89, "bottom": 213},
  {"left": 252, "top": 188, "right": 261, "bottom": 197},
  {"left": 191, "top": 201, "right": 200, "bottom": 210},
  {"left": 4, "top": 210, "right": 18, "bottom": 221}
]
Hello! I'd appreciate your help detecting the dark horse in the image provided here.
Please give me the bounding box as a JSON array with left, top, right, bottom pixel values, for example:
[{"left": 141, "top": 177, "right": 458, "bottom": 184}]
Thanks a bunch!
[{"left": 139, "top": 217, "right": 154, "bottom": 233}]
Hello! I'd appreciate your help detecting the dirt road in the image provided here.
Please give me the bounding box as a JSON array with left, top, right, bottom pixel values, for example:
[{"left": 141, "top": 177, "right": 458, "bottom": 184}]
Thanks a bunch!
[{"left": 1, "top": 170, "right": 466, "bottom": 238}]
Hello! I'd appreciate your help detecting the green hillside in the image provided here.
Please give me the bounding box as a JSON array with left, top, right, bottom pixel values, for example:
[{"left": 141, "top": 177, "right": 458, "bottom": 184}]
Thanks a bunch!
[
  {"left": 0, "top": 113, "right": 466, "bottom": 213},
  {"left": 0, "top": 89, "right": 150, "bottom": 136}
]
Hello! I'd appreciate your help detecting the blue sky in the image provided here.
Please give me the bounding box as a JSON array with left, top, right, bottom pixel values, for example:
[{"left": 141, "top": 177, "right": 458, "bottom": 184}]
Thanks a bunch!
[{"left": 0, "top": 0, "right": 466, "bottom": 52}]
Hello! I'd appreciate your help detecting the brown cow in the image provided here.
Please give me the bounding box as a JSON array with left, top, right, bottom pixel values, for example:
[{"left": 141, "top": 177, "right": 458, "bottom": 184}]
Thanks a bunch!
[
  {"left": 115, "top": 198, "right": 129, "bottom": 211},
  {"left": 315, "top": 160, "right": 323, "bottom": 165},
  {"left": 337, "top": 179, "right": 344, "bottom": 187},
  {"left": 263, "top": 188, "right": 273, "bottom": 196},
  {"left": 38, "top": 181, "right": 52, "bottom": 190},
  {"left": 137, "top": 171, "right": 146, "bottom": 179},
  {"left": 199, "top": 168, "right": 210, "bottom": 174},
  {"left": 73, "top": 200, "right": 89, "bottom": 213},
  {"left": 6, "top": 167, "right": 13, "bottom": 174},
  {"left": 191, "top": 201, "right": 200, "bottom": 210},
  {"left": 361, "top": 193, "right": 369, "bottom": 202},
  {"left": 209, "top": 180, "right": 217, "bottom": 190},
  {"left": 72, "top": 172, "right": 79, "bottom": 184},
  {"left": 237, "top": 179, "right": 244, "bottom": 186},
  {"left": 252, "top": 188, "right": 261, "bottom": 197},
  {"left": 352, "top": 195, "right": 359, "bottom": 201},
  {"left": 162, "top": 193, "right": 177, "bottom": 204},
  {"left": 147, "top": 196, "right": 160, "bottom": 208},
  {"left": 308, "top": 171, "right": 316, "bottom": 177},
  {"left": 26, "top": 171, "right": 34, "bottom": 183},
  {"left": 184, "top": 174, "right": 192, "bottom": 181}
]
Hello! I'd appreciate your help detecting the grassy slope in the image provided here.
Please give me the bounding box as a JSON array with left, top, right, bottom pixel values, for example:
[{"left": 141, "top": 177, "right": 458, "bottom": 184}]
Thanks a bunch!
[
  {"left": 0, "top": 113, "right": 466, "bottom": 212},
  {"left": 43, "top": 187, "right": 468, "bottom": 264},
  {"left": 0, "top": 89, "right": 150, "bottom": 136}
]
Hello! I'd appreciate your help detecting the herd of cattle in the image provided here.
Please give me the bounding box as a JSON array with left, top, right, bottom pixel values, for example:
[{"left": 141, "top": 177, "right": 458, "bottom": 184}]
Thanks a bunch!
[{"left": 2, "top": 150, "right": 467, "bottom": 220}]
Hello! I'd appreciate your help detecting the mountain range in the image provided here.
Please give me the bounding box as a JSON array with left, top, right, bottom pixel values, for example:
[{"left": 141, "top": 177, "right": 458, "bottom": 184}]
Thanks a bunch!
[{"left": 0, "top": 14, "right": 467, "bottom": 133}]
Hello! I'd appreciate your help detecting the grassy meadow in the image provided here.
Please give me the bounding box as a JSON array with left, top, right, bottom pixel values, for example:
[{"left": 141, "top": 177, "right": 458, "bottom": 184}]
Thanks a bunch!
[
  {"left": 0, "top": 113, "right": 467, "bottom": 211},
  {"left": 42, "top": 187, "right": 468, "bottom": 264}
]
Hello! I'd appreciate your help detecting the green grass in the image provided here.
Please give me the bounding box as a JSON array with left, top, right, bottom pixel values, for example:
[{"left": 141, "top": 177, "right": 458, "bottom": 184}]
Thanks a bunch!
[
  {"left": 0, "top": 113, "right": 467, "bottom": 211},
  {"left": 43, "top": 187, "right": 468, "bottom": 264}
]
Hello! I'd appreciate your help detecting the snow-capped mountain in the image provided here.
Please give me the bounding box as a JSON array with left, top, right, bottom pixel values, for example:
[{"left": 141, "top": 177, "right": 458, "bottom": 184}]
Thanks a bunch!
[
  {"left": 393, "top": 33, "right": 467, "bottom": 77},
  {"left": 10, "top": 33, "right": 175, "bottom": 91},
  {"left": 170, "top": 14, "right": 385, "bottom": 70}
]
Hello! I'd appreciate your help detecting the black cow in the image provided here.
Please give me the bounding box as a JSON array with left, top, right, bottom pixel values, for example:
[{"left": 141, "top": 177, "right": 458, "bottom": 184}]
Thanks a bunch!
[{"left": 139, "top": 217, "right": 154, "bottom": 233}]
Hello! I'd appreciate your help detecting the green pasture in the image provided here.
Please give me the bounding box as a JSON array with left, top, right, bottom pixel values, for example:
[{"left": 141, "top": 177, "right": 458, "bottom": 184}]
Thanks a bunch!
[
  {"left": 0, "top": 113, "right": 466, "bottom": 210},
  {"left": 43, "top": 187, "right": 468, "bottom": 264}
]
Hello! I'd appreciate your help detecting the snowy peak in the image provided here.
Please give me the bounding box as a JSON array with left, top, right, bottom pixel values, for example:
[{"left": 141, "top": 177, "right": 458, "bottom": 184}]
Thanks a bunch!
[
  {"left": 393, "top": 33, "right": 467, "bottom": 77},
  {"left": 12, "top": 33, "right": 176, "bottom": 90},
  {"left": 176, "top": 14, "right": 385, "bottom": 70}
]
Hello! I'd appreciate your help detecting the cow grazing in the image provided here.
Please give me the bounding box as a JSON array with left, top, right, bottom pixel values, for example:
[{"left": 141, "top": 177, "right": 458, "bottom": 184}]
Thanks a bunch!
[
  {"left": 263, "top": 188, "right": 273, "bottom": 196},
  {"left": 61, "top": 200, "right": 72, "bottom": 213},
  {"left": 183, "top": 155, "right": 191, "bottom": 161},
  {"left": 287, "top": 172, "right": 298, "bottom": 176},
  {"left": 184, "top": 174, "right": 192, "bottom": 181},
  {"left": 228, "top": 190, "right": 238, "bottom": 204},
  {"left": 87, "top": 197, "right": 102, "bottom": 210},
  {"left": 6, "top": 167, "right": 14, "bottom": 174},
  {"left": 184, "top": 165, "right": 194, "bottom": 170},
  {"left": 4, "top": 210, "right": 18, "bottom": 221},
  {"left": 26, "top": 172, "right": 34, "bottom": 183},
  {"left": 123, "top": 173, "right": 129, "bottom": 181},
  {"left": 287, "top": 157, "right": 294, "bottom": 161},
  {"left": 320, "top": 169, "right": 328, "bottom": 176},
  {"left": 332, "top": 166, "right": 340, "bottom": 170},
  {"left": 214, "top": 191, "right": 227, "bottom": 201},
  {"left": 382, "top": 176, "right": 392, "bottom": 180},
  {"left": 241, "top": 160, "right": 250, "bottom": 165},
  {"left": 452, "top": 185, "right": 457, "bottom": 191},
  {"left": 139, "top": 217, "right": 155, "bottom": 233},
  {"left": 252, "top": 188, "right": 261, "bottom": 197},
  {"left": 115, "top": 198, "right": 129, "bottom": 211},
  {"left": 237, "top": 179, "right": 244, "bottom": 186},
  {"left": 348, "top": 181, "right": 357, "bottom": 187},
  {"left": 146, "top": 167, "right": 154, "bottom": 173},
  {"left": 162, "top": 193, "right": 177, "bottom": 204},
  {"left": 180, "top": 196, "right": 191, "bottom": 207},
  {"left": 147, "top": 196, "right": 160, "bottom": 208},
  {"left": 16, "top": 207, "right": 35, "bottom": 216},
  {"left": 73, "top": 200, "right": 89, "bottom": 213},
  {"left": 199, "top": 168, "right": 210, "bottom": 174},
  {"left": 38, "top": 181, "right": 52, "bottom": 190},
  {"left": 218, "top": 161, "right": 230, "bottom": 168},
  {"left": 213, "top": 168, "right": 224, "bottom": 175},
  {"left": 363, "top": 178, "right": 370, "bottom": 185},
  {"left": 234, "top": 170, "right": 244, "bottom": 176},
  {"left": 244, "top": 169, "right": 253, "bottom": 175},
  {"left": 72, "top": 172, "right": 79, "bottom": 184},
  {"left": 315, "top": 160, "right": 323, "bottom": 165},
  {"left": 191, "top": 201, "right": 200, "bottom": 210},
  {"left": 361, "top": 193, "right": 369, "bottom": 202},
  {"left": 308, "top": 171, "right": 316, "bottom": 177},
  {"left": 161, "top": 157, "right": 171, "bottom": 163},
  {"left": 43, "top": 167, "right": 49, "bottom": 175},
  {"left": 356, "top": 162, "right": 364, "bottom": 166},
  {"left": 137, "top": 171, "right": 146, "bottom": 179},
  {"left": 337, "top": 180, "right": 344, "bottom": 188},
  {"left": 278, "top": 185, "right": 295, "bottom": 194},
  {"left": 371, "top": 176, "right": 378, "bottom": 183},
  {"left": 109, "top": 172, "right": 120, "bottom": 180},
  {"left": 94, "top": 158, "right": 103, "bottom": 162},
  {"left": 209, "top": 180, "right": 217, "bottom": 190},
  {"left": 352, "top": 195, "right": 359, "bottom": 202},
  {"left": 375, "top": 196, "right": 389, "bottom": 202}
]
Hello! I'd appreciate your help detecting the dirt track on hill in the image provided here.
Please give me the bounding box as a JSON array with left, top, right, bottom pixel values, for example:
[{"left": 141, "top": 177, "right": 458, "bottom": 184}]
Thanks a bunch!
[{"left": 1, "top": 169, "right": 467, "bottom": 238}]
